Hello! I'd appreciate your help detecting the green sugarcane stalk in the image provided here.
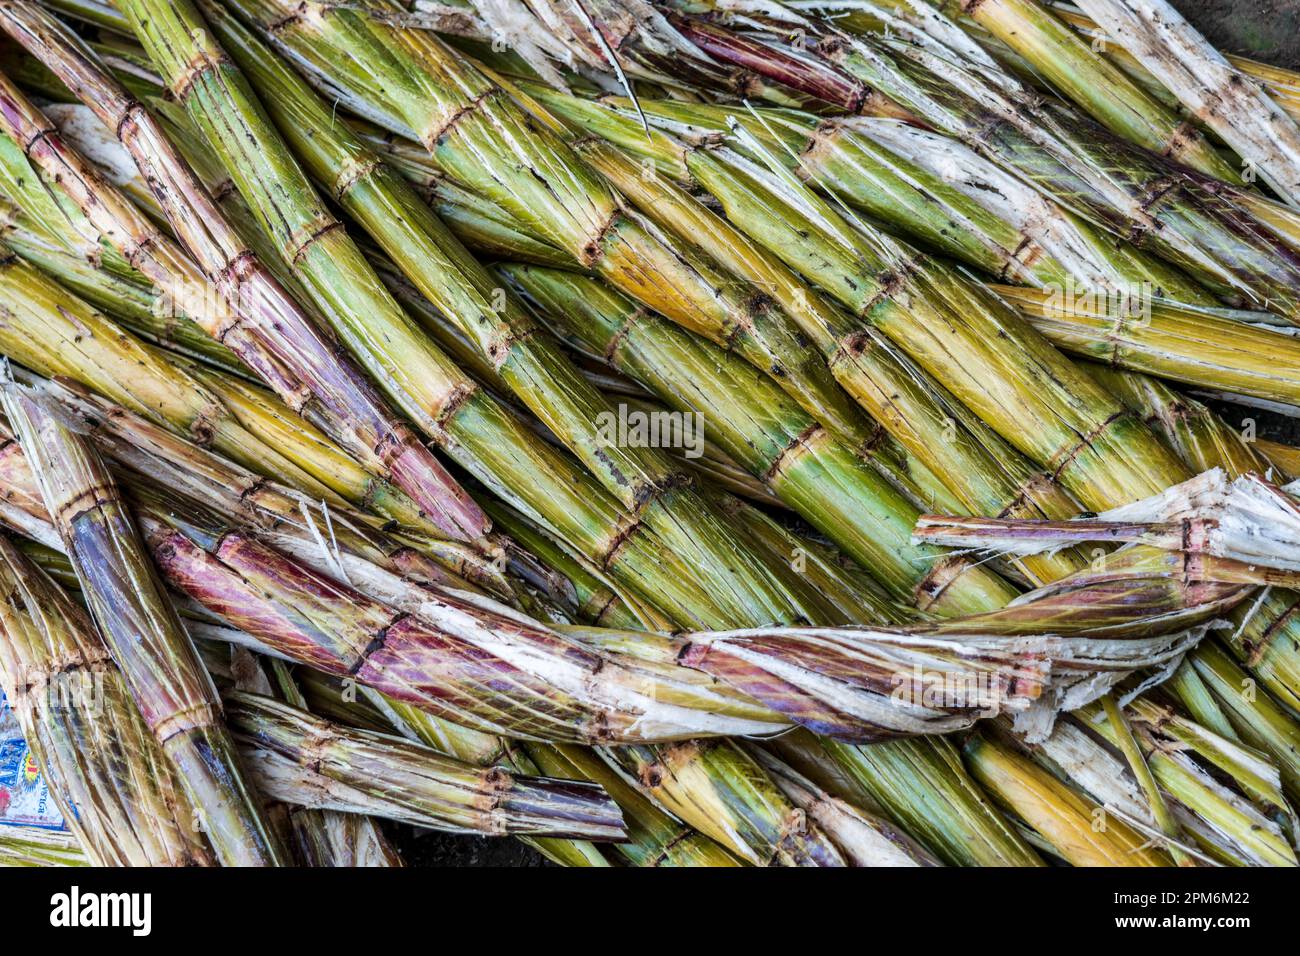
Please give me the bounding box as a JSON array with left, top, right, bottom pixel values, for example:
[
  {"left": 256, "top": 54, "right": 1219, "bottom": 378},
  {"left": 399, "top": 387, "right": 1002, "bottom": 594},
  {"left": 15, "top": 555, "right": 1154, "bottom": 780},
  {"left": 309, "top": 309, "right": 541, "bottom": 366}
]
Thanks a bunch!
[
  {"left": 0, "top": 380, "right": 285, "bottom": 865},
  {"left": 526, "top": 86, "right": 1207, "bottom": 302},
  {"left": 0, "top": 24, "right": 748, "bottom": 635},
  {"left": 17, "top": 372, "right": 504, "bottom": 598},
  {"left": 0, "top": 534, "right": 215, "bottom": 866},
  {"left": 1050, "top": 3, "right": 1300, "bottom": 126},
  {"left": 501, "top": 261, "right": 1015, "bottom": 613},
  {"left": 597, "top": 103, "right": 1190, "bottom": 508},
  {"left": 1121, "top": 695, "right": 1296, "bottom": 839},
  {"left": 1100, "top": 693, "right": 1194, "bottom": 865},
  {"left": 533, "top": 743, "right": 743, "bottom": 866},
  {"left": 602, "top": 739, "right": 848, "bottom": 865},
  {"left": 1086, "top": 365, "right": 1274, "bottom": 479},
  {"left": 1016, "top": 706, "right": 1291, "bottom": 866},
  {"left": 473, "top": 96, "right": 1092, "bottom": 585},
  {"left": 824, "top": 734, "right": 1044, "bottom": 865},
  {"left": 921, "top": 0, "right": 1242, "bottom": 182},
  {"left": 1190, "top": 642, "right": 1300, "bottom": 804},
  {"left": 1078, "top": 697, "right": 1296, "bottom": 866},
  {"left": 0, "top": 238, "right": 372, "bottom": 509},
  {"left": 0, "top": 823, "right": 87, "bottom": 867},
  {"left": 964, "top": 727, "right": 1172, "bottom": 865},
  {"left": 0, "top": 195, "right": 250, "bottom": 377}
]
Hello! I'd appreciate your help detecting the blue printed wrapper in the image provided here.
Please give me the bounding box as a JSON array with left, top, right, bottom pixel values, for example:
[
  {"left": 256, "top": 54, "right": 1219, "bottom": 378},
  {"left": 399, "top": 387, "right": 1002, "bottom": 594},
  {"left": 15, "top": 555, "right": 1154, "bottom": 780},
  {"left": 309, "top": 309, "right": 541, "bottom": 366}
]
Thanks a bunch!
[{"left": 0, "top": 691, "right": 67, "bottom": 831}]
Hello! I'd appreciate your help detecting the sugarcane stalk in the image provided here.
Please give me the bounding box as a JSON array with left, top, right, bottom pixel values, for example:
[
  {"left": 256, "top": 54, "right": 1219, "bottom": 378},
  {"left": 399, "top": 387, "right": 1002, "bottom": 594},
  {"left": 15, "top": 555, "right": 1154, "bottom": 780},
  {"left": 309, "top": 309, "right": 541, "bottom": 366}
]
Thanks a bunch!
[
  {"left": 228, "top": 691, "right": 627, "bottom": 840},
  {"left": 744, "top": 743, "right": 943, "bottom": 865},
  {"left": 1019, "top": 706, "right": 1292, "bottom": 866},
  {"left": 1100, "top": 693, "right": 1193, "bottom": 864},
  {"left": 1, "top": 378, "right": 286, "bottom": 865},
  {"left": 535, "top": 743, "right": 742, "bottom": 866},
  {"left": 503, "top": 262, "right": 1016, "bottom": 612},
  {"left": 481, "top": 497, "right": 653, "bottom": 630},
  {"left": 200, "top": 0, "right": 921, "bottom": 620},
  {"left": 1190, "top": 642, "right": 1300, "bottom": 803},
  {"left": 1049, "top": 2, "right": 1300, "bottom": 126},
  {"left": 940, "top": 0, "right": 1241, "bottom": 181},
  {"left": 356, "top": 113, "right": 970, "bottom": 518},
  {"left": 996, "top": 283, "right": 1300, "bottom": 409},
  {"left": 0, "top": 535, "right": 215, "bottom": 865},
  {"left": 1120, "top": 694, "right": 1296, "bottom": 837},
  {"left": 824, "top": 734, "right": 1044, "bottom": 865},
  {"left": 1078, "top": 698, "right": 1296, "bottom": 865},
  {"left": 1086, "top": 365, "right": 1274, "bottom": 479},
  {"left": 915, "top": 469, "right": 1300, "bottom": 585},
  {"left": 5, "top": 71, "right": 752, "bottom": 633},
  {"left": 504, "top": 94, "right": 1107, "bottom": 585},
  {"left": 965, "top": 728, "right": 1171, "bottom": 865},
  {"left": 255, "top": 656, "right": 403, "bottom": 867},
  {"left": 531, "top": 86, "right": 1208, "bottom": 302},
  {"left": 0, "top": 195, "right": 250, "bottom": 377},
  {"left": 1074, "top": 0, "right": 1300, "bottom": 207},
  {"left": 601, "top": 739, "right": 848, "bottom": 865},
  {"left": 0, "top": 823, "right": 87, "bottom": 867},
  {"left": 13, "top": 368, "right": 503, "bottom": 597},
  {"left": 0, "top": 65, "right": 486, "bottom": 549},
  {"left": 0, "top": 240, "right": 364, "bottom": 511}
]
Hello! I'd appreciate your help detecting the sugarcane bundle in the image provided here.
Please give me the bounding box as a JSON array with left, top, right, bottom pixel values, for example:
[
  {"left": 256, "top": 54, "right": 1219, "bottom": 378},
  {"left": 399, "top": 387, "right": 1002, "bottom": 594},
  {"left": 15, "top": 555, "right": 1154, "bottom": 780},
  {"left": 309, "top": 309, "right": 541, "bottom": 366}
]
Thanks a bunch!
[{"left": 3, "top": 0, "right": 1300, "bottom": 870}]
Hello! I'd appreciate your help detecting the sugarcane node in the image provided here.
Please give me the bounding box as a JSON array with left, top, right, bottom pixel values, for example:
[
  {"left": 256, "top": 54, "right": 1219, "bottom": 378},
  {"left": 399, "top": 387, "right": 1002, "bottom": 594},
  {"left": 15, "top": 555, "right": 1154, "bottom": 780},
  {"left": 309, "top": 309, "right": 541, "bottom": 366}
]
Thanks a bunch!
[
  {"left": 288, "top": 217, "right": 346, "bottom": 265},
  {"left": 764, "top": 423, "right": 824, "bottom": 482},
  {"left": 580, "top": 209, "right": 623, "bottom": 268},
  {"left": 1243, "top": 598, "right": 1300, "bottom": 665},
  {"left": 332, "top": 154, "right": 382, "bottom": 202},
  {"left": 1046, "top": 409, "right": 1125, "bottom": 481},
  {"left": 422, "top": 89, "right": 494, "bottom": 151},
  {"left": 168, "top": 48, "right": 233, "bottom": 105}
]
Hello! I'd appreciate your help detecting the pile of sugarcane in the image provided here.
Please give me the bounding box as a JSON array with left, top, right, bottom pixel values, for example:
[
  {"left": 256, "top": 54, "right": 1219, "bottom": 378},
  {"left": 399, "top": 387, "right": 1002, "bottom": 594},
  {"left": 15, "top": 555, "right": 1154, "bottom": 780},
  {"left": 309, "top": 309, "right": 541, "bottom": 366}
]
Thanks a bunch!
[{"left": 0, "top": 0, "right": 1299, "bottom": 868}]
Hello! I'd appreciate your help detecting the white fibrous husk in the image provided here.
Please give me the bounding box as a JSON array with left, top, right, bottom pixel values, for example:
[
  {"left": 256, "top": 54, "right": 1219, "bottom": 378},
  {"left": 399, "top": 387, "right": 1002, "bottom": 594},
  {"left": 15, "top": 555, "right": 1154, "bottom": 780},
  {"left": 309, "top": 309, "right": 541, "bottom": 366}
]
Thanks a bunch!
[
  {"left": 916, "top": 469, "right": 1300, "bottom": 572},
  {"left": 1076, "top": 0, "right": 1300, "bottom": 207}
]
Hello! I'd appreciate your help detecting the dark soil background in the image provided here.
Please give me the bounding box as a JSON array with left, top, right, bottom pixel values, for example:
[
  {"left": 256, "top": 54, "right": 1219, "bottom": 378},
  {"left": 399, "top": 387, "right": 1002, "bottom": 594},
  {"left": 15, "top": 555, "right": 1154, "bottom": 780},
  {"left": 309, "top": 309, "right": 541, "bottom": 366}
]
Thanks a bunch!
[{"left": 397, "top": 0, "right": 1300, "bottom": 867}]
